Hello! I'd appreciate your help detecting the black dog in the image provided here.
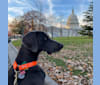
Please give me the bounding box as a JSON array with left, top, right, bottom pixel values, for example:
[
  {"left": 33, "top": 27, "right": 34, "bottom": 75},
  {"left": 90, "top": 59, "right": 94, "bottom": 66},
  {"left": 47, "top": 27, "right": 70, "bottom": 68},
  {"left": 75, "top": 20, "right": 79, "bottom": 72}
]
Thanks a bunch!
[{"left": 8, "top": 31, "right": 63, "bottom": 85}]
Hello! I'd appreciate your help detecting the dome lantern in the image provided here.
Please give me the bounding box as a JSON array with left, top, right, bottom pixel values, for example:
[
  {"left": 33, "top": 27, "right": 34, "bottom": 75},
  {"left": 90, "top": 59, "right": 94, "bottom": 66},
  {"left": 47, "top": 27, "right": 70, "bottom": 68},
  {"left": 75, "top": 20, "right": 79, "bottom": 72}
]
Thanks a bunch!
[{"left": 72, "top": 8, "right": 74, "bottom": 14}]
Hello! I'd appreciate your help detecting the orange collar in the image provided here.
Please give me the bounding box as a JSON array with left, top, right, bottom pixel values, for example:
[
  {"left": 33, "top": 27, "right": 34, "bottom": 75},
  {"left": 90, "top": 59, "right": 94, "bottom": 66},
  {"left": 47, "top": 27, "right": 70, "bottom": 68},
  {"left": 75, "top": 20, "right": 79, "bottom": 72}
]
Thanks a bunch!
[{"left": 13, "top": 61, "right": 37, "bottom": 71}]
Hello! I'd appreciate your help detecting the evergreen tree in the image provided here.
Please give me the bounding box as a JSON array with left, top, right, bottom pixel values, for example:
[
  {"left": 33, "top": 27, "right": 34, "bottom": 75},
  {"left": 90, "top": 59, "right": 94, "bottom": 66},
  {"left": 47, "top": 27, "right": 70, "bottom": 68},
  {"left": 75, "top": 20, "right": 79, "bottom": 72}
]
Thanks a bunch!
[{"left": 79, "top": 1, "right": 93, "bottom": 37}]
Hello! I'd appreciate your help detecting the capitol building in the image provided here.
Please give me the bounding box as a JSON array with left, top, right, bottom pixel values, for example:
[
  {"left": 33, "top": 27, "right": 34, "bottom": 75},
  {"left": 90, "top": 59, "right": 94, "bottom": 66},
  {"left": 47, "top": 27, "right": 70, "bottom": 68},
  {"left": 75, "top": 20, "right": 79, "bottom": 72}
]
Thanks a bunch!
[
  {"left": 66, "top": 9, "right": 79, "bottom": 29},
  {"left": 8, "top": 9, "right": 82, "bottom": 37},
  {"left": 47, "top": 9, "right": 82, "bottom": 37}
]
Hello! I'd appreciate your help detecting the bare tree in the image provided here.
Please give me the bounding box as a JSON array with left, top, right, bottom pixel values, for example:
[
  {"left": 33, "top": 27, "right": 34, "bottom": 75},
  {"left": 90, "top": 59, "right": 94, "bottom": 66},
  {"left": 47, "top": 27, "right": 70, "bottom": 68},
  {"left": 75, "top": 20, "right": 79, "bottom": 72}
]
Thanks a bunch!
[
  {"left": 28, "top": 0, "right": 45, "bottom": 29},
  {"left": 57, "top": 15, "right": 65, "bottom": 37},
  {"left": 47, "top": 15, "right": 56, "bottom": 38}
]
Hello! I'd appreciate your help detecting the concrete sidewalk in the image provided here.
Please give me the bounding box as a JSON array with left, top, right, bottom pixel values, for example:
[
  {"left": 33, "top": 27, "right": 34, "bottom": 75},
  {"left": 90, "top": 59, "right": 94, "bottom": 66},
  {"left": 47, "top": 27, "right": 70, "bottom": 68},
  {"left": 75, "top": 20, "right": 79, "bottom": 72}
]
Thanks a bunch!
[{"left": 8, "top": 42, "right": 58, "bottom": 85}]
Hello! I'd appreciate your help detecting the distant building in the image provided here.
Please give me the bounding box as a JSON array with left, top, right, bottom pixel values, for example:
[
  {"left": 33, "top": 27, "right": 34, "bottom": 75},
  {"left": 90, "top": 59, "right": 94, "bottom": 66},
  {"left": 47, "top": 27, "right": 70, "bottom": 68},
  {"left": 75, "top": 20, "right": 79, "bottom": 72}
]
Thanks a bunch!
[
  {"left": 66, "top": 9, "right": 79, "bottom": 29},
  {"left": 46, "top": 9, "right": 82, "bottom": 37},
  {"left": 8, "top": 9, "right": 82, "bottom": 37}
]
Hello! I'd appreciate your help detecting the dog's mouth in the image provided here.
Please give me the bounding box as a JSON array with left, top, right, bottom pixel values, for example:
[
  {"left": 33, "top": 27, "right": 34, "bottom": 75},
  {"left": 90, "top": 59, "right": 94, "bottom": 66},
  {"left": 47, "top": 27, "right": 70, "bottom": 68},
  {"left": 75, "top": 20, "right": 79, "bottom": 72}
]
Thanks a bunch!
[
  {"left": 47, "top": 51, "right": 52, "bottom": 54},
  {"left": 47, "top": 49, "right": 62, "bottom": 55},
  {"left": 46, "top": 44, "right": 63, "bottom": 55}
]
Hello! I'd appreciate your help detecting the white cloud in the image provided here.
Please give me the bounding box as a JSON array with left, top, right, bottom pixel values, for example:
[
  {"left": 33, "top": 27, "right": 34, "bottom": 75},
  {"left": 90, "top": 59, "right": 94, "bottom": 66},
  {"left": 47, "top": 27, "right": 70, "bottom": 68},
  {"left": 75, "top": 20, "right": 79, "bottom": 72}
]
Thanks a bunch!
[
  {"left": 54, "top": 4, "right": 71, "bottom": 8},
  {"left": 78, "top": 14, "right": 84, "bottom": 26},
  {"left": 15, "top": 0, "right": 39, "bottom": 11},
  {"left": 8, "top": 0, "right": 11, "bottom": 3},
  {"left": 76, "top": 4, "right": 88, "bottom": 25},
  {"left": 45, "top": 15, "right": 66, "bottom": 28},
  {"left": 44, "top": 0, "right": 54, "bottom": 20},
  {"left": 88, "top": 0, "right": 93, "bottom": 2},
  {"left": 15, "top": 0, "right": 25, "bottom": 5},
  {"left": 8, "top": 14, "right": 14, "bottom": 31},
  {"left": 76, "top": 0, "right": 92, "bottom": 25},
  {"left": 8, "top": 7, "right": 24, "bottom": 15},
  {"left": 54, "top": 22, "right": 66, "bottom": 28},
  {"left": 8, "top": 0, "right": 27, "bottom": 15},
  {"left": 8, "top": 14, "right": 14, "bottom": 23},
  {"left": 48, "top": 0, "right": 54, "bottom": 15},
  {"left": 15, "top": 0, "right": 29, "bottom": 6}
]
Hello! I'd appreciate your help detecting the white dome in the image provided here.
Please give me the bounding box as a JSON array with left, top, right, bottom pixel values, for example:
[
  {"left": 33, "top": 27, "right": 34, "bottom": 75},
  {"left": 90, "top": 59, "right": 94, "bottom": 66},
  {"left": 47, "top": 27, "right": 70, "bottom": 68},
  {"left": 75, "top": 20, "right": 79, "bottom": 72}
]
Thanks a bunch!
[{"left": 66, "top": 9, "right": 79, "bottom": 29}]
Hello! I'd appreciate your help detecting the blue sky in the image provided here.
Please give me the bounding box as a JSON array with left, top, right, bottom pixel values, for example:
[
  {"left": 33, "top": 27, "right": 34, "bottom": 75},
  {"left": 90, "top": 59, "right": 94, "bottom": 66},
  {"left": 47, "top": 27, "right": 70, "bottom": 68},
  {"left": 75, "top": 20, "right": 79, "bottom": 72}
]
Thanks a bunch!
[{"left": 8, "top": 0, "right": 92, "bottom": 26}]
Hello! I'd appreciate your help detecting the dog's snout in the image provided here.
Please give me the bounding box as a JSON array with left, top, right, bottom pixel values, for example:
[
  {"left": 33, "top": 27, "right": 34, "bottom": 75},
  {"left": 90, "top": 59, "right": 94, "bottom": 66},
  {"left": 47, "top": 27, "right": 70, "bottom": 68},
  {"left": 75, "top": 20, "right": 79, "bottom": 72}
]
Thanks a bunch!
[
  {"left": 59, "top": 44, "right": 63, "bottom": 49},
  {"left": 56, "top": 43, "right": 63, "bottom": 50}
]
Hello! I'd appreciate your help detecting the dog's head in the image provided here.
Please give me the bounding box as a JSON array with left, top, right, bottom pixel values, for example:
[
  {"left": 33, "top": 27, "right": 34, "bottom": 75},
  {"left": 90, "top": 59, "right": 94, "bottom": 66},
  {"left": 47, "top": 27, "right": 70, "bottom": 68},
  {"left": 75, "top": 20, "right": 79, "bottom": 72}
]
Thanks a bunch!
[{"left": 22, "top": 31, "right": 63, "bottom": 54}]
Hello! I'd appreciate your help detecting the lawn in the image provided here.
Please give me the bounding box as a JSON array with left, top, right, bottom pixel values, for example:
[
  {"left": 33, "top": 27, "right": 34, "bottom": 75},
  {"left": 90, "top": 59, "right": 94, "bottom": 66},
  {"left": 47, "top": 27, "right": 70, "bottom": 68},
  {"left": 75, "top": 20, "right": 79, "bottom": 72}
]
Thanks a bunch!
[
  {"left": 12, "top": 36, "right": 93, "bottom": 67},
  {"left": 12, "top": 36, "right": 93, "bottom": 84},
  {"left": 12, "top": 36, "right": 93, "bottom": 62},
  {"left": 12, "top": 39, "right": 22, "bottom": 47},
  {"left": 12, "top": 36, "right": 93, "bottom": 48}
]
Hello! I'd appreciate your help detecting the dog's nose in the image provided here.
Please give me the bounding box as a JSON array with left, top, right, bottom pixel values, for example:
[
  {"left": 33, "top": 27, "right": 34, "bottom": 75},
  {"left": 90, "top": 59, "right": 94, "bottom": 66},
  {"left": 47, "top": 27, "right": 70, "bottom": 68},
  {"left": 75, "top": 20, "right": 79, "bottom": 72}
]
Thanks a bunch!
[
  {"left": 58, "top": 44, "right": 63, "bottom": 49},
  {"left": 59, "top": 44, "right": 63, "bottom": 49}
]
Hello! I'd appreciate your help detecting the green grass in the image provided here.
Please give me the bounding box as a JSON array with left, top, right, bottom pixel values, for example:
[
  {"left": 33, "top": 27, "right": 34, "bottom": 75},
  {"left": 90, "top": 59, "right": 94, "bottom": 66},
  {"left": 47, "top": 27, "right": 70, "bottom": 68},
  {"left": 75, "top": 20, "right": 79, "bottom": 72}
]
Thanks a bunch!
[
  {"left": 12, "top": 36, "right": 93, "bottom": 48},
  {"left": 12, "top": 36, "right": 93, "bottom": 76},
  {"left": 72, "top": 70, "right": 82, "bottom": 75},
  {"left": 54, "top": 37, "right": 93, "bottom": 57},
  {"left": 64, "top": 56, "right": 70, "bottom": 60},
  {"left": 46, "top": 55, "right": 69, "bottom": 71},
  {"left": 12, "top": 39, "right": 22, "bottom": 47},
  {"left": 46, "top": 55, "right": 66, "bottom": 68},
  {"left": 53, "top": 36, "right": 92, "bottom": 47},
  {"left": 72, "top": 69, "right": 88, "bottom": 76},
  {"left": 47, "top": 56, "right": 88, "bottom": 76}
]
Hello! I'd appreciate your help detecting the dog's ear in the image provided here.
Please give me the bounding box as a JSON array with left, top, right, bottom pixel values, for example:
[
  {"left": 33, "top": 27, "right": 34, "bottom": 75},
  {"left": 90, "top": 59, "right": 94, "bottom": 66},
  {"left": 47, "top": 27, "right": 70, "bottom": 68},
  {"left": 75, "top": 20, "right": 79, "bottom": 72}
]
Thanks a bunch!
[{"left": 22, "top": 32, "right": 38, "bottom": 52}]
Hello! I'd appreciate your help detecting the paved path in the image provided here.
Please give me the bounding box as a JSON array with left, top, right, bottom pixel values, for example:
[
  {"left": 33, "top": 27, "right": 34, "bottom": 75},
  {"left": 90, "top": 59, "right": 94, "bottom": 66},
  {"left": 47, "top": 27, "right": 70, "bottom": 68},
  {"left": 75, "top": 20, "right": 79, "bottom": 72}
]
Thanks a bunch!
[{"left": 8, "top": 42, "right": 58, "bottom": 85}]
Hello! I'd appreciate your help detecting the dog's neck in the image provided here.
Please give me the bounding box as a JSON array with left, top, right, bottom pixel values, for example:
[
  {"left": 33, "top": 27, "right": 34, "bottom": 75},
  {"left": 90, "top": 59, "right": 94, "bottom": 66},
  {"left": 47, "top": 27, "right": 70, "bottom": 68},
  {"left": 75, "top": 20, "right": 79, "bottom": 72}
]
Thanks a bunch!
[{"left": 15, "top": 45, "right": 40, "bottom": 65}]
